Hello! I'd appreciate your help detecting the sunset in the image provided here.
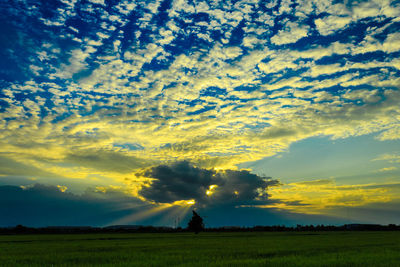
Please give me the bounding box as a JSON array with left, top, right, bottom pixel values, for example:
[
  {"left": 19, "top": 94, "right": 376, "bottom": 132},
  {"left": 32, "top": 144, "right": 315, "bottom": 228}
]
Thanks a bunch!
[
  {"left": 2, "top": 1, "right": 400, "bottom": 265},
  {"left": 1, "top": 0, "right": 400, "bottom": 229}
]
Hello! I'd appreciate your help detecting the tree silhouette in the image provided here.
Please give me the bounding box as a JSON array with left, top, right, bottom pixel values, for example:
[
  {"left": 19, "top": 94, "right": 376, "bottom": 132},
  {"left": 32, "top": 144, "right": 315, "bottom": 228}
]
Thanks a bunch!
[{"left": 187, "top": 210, "right": 204, "bottom": 234}]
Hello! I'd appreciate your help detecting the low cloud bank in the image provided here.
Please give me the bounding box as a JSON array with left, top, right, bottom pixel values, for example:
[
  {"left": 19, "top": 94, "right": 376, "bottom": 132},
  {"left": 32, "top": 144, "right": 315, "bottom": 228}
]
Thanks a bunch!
[{"left": 0, "top": 184, "right": 148, "bottom": 227}]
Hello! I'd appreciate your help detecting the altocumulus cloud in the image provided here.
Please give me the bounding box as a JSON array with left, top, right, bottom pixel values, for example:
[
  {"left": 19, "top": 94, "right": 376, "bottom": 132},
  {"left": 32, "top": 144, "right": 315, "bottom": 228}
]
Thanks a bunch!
[{"left": 139, "top": 161, "right": 280, "bottom": 206}]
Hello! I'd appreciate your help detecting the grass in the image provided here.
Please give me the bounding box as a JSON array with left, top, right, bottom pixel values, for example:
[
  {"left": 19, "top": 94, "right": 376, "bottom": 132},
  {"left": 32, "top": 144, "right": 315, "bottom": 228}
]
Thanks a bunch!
[{"left": 0, "top": 231, "right": 399, "bottom": 266}]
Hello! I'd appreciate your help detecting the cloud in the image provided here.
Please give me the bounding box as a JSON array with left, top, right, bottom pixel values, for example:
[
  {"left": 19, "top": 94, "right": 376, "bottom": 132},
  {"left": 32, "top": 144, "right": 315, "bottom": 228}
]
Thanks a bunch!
[
  {"left": 56, "top": 48, "right": 95, "bottom": 79},
  {"left": 138, "top": 161, "right": 280, "bottom": 206},
  {"left": 138, "top": 161, "right": 216, "bottom": 203},
  {"left": 0, "top": 155, "right": 56, "bottom": 178},
  {"left": 351, "top": 0, "right": 384, "bottom": 19},
  {"left": 1, "top": 0, "right": 400, "bottom": 208},
  {"left": 271, "top": 21, "right": 309, "bottom": 45},
  {"left": 65, "top": 149, "right": 154, "bottom": 174},
  {"left": 0, "top": 183, "right": 354, "bottom": 227},
  {"left": 266, "top": 179, "right": 400, "bottom": 214},
  {"left": 377, "top": 127, "right": 400, "bottom": 141},
  {"left": 0, "top": 184, "right": 148, "bottom": 227},
  {"left": 326, "top": 201, "right": 400, "bottom": 225},
  {"left": 372, "top": 153, "right": 400, "bottom": 163},
  {"left": 57, "top": 185, "right": 68, "bottom": 192},
  {"left": 342, "top": 89, "right": 381, "bottom": 103},
  {"left": 88, "top": 0, "right": 105, "bottom": 6},
  {"left": 376, "top": 166, "right": 397, "bottom": 172},
  {"left": 315, "top": 15, "right": 352, "bottom": 36},
  {"left": 295, "top": 179, "right": 334, "bottom": 186}
]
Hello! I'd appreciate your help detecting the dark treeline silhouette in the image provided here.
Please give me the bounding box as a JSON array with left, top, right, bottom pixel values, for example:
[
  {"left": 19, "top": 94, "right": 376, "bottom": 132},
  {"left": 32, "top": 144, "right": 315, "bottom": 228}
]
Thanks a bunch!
[
  {"left": 206, "top": 223, "right": 400, "bottom": 232},
  {"left": 0, "top": 223, "right": 399, "bottom": 235}
]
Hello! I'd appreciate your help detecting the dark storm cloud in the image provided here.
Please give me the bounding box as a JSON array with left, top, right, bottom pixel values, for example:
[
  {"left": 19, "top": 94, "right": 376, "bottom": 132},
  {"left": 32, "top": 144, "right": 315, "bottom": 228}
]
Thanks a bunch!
[
  {"left": 0, "top": 184, "right": 148, "bottom": 227},
  {"left": 214, "top": 169, "right": 280, "bottom": 204},
  {"left": 139, "top": 161, "right": 280, "bottom": 206},
  {"left": 139, "top": 161, "right": 217, "bottom": 203}
]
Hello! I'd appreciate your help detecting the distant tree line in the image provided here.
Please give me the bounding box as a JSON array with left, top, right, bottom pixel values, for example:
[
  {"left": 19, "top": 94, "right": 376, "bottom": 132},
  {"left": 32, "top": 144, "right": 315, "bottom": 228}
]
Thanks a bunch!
[
  {"left": 0, "top": 223, "right": 399, "bottom": 235},
  {"left": 206, "top": 224, "right": 400, "bottom": 232}
]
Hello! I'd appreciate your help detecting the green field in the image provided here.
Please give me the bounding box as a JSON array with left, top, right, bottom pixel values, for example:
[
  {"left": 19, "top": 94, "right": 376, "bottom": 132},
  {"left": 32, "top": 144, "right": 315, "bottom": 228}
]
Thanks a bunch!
[{"left": 0, "top": 231, "right": 399, "bottom": 266}]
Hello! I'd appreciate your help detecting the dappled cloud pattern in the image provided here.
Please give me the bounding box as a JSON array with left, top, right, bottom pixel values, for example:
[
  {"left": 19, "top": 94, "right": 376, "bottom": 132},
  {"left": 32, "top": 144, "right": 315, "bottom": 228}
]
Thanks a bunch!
[{"left": 1, "top": 0, "right": 400, "bottom": 184}]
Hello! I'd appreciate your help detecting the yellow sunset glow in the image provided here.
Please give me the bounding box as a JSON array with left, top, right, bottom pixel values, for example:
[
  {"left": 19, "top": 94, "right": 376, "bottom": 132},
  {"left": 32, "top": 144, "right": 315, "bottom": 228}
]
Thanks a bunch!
[
  {"left": 185, "top": 199, "right": 196, "bottom": 205},
  {"left": 206, "top": 184, "right": 218, "bottom": 196}
]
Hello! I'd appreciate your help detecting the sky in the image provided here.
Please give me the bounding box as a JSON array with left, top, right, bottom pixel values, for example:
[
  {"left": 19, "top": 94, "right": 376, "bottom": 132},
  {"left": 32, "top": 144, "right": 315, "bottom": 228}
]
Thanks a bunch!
[{"left": 1, "top": 0, "right": 400, "bottom": 227}]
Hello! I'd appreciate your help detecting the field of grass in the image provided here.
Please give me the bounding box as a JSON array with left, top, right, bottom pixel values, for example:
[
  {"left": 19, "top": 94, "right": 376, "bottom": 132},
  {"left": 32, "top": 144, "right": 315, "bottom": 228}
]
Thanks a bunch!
[{"left": 0, "top": 231, "right": 399, "bottom": 266}]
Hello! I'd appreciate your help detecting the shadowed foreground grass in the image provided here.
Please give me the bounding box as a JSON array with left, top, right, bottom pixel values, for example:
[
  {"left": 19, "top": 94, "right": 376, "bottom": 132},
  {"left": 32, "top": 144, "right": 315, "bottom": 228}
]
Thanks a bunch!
[{"left": 0, "top": 231, "right": 399, "bottom": 266}]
